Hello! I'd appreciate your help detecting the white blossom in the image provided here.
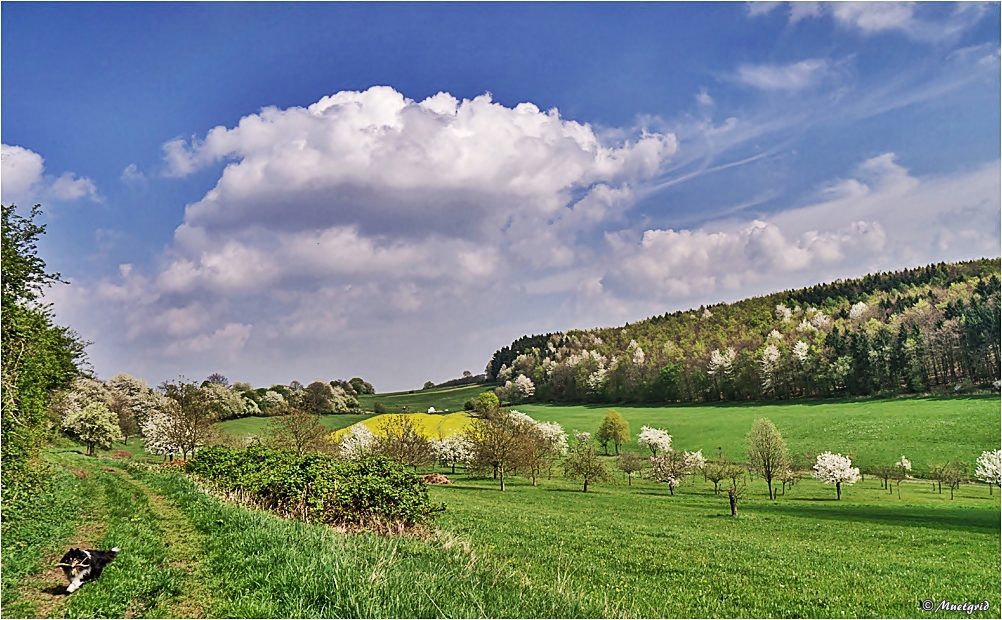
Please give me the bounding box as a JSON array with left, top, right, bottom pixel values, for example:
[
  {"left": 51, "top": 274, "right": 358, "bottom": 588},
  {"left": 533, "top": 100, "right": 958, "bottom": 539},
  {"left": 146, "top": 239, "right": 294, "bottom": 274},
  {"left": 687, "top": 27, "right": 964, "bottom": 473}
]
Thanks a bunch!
[
  {"left": 810, "top": 312, "right": 831, "bottom": 329},
  {"left": 793, "top": 340, "right": 810, "bottom": 363},
  {"left": 976, "top": 449, "right": 1001, "bottom": 486},
  {"left": 637, "top": 425, "right": 672, "bottom": 456},
  {"left": 707, "top": 347, "right": 736, "bottom": 377},
  {"left": 761, "top": 344, "right": 781, "bottom": 391},
  {"left": 683, "top": 449, "right": 706, "bottom": 472},
  {"left": 536, "top": 421, "right": 569, "bottom": 455},
  {"left": 63, "top": 402, "right": 121, "bottom": 454},
  {"left": 497, "top": 364, "right": 513, "bottom": 384},
  {"left": 632, "top": 346, "right": 646, "bottom": 366},
  {"left": 573, "top": 430, "right": 592, "bottom": 444},
  {"left": 895, "top": 455, "right": 912, "bottom": 471},
  {"left": 142, "top": 408, "right": 189, "bottom": 457},
  {"left": 849, "top": 301, "right": 869, "bottom": 319},
  {"left": 797, "top": 319, "right": 817, "bottom": 333},
  {"left": 702, "top": 308, "right": 713, "bottom": 319},
  {"left": 514, "top": 374, "right": 535, "bottom": 399},
  {"left": 775, "top": 304, "right": 793, "bottom": 322},
  {"left": 586, "top": 368, "right": 608, "bottom": 394},
  {"left": 431, "top": 434, "right": 473, "bottom": 468},
  {"left": 812, "top": 452, "right": 860, "bottom": 499},
  {"left": 767, "top": 330, "right": 783, "bottom": 341},
  {"left": 339, "top": 423, "right": 376, "bottom": 460},
  {"left": 263, "top": 390, "right": 285, "bottom": 407}
]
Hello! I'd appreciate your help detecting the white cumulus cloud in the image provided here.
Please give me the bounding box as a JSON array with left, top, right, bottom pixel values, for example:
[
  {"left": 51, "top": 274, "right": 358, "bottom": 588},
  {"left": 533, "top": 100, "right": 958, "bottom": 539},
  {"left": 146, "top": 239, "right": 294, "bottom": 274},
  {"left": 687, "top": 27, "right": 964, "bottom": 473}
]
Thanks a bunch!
[{"left": 1, "top": 144, "right": 99, "bottom": 205}]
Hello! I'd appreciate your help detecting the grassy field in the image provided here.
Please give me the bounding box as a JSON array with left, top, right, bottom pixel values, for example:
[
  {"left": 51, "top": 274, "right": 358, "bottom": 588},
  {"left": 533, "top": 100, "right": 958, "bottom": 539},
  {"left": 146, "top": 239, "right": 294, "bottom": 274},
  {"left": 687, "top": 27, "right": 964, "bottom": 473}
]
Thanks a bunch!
[
  {"left": 4, "top": 395, "right": 999, "bottom": 618},
  {"left": 3, "top": 448, "right": 998, "bottom": 618},
  {"left": 215, "top": 413, "right": 374, "bottom": 438},
  {"left": 519, "top": 396, "right": 1000, "bottom": 472},
  {"left": 357, "top": 383, "right": 493, "bottom": 414}
]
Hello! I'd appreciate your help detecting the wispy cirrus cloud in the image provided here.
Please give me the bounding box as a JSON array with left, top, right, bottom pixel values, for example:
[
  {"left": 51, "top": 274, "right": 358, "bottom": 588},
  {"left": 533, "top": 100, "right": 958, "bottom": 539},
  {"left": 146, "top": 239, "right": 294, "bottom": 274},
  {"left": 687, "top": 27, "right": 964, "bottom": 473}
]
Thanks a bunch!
[
  {"left": 751, "top": 2, "right": 991, "bottom": 43},
  {"left": 733, "top": 58, "right": 836, "bottom": 91}
]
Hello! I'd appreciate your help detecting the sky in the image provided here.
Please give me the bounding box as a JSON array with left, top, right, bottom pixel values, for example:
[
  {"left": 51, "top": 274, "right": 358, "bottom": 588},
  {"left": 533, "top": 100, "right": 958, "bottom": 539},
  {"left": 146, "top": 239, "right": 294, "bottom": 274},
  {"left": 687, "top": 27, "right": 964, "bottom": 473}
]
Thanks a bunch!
[{"left": 2, "top": 2, "right": 999, "bottom": 392}]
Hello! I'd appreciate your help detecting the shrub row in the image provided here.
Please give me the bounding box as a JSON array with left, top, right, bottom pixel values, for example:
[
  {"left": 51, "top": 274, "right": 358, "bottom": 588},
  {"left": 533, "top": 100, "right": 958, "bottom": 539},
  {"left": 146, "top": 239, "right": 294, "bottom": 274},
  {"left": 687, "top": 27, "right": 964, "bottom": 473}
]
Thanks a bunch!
[{"left": 186, "top": 446, "right": 441, "bottom": 529}]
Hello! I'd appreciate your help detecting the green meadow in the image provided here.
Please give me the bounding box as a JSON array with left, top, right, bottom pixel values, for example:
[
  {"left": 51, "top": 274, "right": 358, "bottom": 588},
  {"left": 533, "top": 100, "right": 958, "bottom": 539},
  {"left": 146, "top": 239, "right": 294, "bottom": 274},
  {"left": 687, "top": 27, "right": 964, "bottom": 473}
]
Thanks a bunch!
[
  {"left": 215, "top": 412, "right": 374, "bottom": 438},
  {"left": 517, "top": 396, "right": 1001, "bottom": 471},
  {"left": 3, "top": 394, "right": 1000, "bottom": 618},
  {"left": 356, "top": 383, "right": 493, "bottom": 414}
]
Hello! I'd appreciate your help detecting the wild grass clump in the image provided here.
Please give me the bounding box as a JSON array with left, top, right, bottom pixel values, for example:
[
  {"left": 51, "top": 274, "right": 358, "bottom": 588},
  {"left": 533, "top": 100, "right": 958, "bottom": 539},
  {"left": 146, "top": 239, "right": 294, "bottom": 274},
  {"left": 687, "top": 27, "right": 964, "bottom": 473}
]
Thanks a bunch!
[{"left": 186, "top": 446, "right": 441, "bottom": 532}]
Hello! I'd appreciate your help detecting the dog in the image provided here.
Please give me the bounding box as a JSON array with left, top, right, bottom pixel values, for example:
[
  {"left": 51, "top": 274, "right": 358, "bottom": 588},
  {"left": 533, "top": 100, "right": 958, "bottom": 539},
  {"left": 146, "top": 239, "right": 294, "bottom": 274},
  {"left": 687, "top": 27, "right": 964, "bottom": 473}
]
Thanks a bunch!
[{"left": 57, "top": 547, "right": 119, "bottom": 593}]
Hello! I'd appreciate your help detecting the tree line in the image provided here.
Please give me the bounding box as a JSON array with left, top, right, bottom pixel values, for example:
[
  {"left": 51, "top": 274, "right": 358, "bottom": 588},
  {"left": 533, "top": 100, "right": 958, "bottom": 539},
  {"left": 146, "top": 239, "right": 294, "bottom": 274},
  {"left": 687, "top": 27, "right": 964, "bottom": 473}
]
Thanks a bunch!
[
  {"left": 1, "top": 204, "right": 87, "bottom": 506},
  {"left": 485, "top": 259, "right": 1000, "bottom": 405}
]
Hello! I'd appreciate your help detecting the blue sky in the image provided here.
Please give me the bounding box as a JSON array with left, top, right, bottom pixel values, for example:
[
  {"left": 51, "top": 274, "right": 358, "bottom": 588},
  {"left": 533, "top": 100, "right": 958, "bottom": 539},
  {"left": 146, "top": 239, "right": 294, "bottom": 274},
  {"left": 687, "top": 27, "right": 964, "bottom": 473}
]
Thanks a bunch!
[{"left": 3, "top": 2, "right": 999, "bottom": 391}]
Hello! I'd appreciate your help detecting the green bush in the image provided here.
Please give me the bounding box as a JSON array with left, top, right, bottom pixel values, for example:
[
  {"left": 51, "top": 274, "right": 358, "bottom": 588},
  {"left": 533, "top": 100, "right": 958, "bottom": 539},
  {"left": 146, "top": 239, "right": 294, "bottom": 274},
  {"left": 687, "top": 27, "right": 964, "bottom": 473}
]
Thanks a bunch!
[
  {"left": 373, "top": 401, "right": 386, "bottom": 414},
  {"left": 186, "top": 446, "right": 441, "bottom": 529}
]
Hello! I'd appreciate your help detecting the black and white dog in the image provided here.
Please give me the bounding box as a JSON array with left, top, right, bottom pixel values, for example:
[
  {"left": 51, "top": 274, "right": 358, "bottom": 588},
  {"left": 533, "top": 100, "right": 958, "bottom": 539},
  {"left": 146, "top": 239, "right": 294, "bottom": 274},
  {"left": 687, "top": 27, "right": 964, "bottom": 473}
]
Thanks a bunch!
[{"left": 57, "top": 547, "right": 119, "bottom": 593}]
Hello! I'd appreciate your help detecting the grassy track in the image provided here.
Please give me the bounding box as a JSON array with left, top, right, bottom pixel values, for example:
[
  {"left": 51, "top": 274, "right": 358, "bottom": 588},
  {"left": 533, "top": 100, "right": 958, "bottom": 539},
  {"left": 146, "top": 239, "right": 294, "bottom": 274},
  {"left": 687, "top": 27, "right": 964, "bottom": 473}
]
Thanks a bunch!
[{"left": 517, "top": 396, "right": 1000, "bottom": 471}]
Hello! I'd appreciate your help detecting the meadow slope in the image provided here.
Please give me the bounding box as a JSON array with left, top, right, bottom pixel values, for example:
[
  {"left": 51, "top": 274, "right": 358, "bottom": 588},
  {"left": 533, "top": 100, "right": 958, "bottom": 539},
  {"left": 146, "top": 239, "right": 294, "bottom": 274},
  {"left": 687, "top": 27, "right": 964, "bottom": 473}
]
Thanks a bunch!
[{"left": 3, "top": 395, "right": 999, "bottom": 618}]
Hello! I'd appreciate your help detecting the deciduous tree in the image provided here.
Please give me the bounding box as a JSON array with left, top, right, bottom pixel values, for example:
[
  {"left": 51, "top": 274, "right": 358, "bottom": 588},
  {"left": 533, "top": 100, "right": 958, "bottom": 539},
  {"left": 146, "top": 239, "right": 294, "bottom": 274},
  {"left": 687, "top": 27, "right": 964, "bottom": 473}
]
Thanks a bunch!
[
  {"left": 617, "top": 452, "right": 645, "bottom": 485},
  {"left": 747, "top": 418, "right": 788, "bottom": 500},
  {"left": 563, "top": 432, "right": 613, "bottom": 492},
  {"left": 596, "top": 409, "right": 630, "bottom": 455},
  {"left": 62, "top": 402, "right": 120, "bottom": 455},
  {"left": 975, "top": 449, "right": 1001, "bottom": 495},
  {"left": 268, "top": 408, "right": 330, "bottom": 456},
  {"left": 812, "top": 452, "right": 860, "bottom": 500}
]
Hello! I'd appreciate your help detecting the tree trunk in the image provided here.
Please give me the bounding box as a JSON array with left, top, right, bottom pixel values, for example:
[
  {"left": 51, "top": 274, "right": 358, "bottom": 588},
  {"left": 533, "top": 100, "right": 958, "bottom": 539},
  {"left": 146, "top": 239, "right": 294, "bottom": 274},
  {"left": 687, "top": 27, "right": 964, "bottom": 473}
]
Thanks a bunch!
[
  {"left": 767, "top": 479, "right": 773, "bottom": 500},
  {"left": 728, "top": 488, "right": 738, "bottom": 516},
  {"left": 782, "top": 481, "right": 786, "bottom": 496},
  {"left": 628, "top": 475, "right": 632, "bottom": 486},
  {"left": 583, "top": 478, "right": 588, "bottom": 493},
  {"left": 836, "top": 481, "right": 842, "bottom": 500},
  {"left": 499, "top": 466, "right": 505, "bottom": 491},
  {"left": 938, "top": 481, "right": 942, "bottom": 494},
  {"left": 668, "top": 484, "right": 674, "bottom": 496},
  {"left": 897, "top": 481, "right": 901, "bottom": 499},
  {"left": 451, "top": 463, "right": 456, "bottom": 474}
]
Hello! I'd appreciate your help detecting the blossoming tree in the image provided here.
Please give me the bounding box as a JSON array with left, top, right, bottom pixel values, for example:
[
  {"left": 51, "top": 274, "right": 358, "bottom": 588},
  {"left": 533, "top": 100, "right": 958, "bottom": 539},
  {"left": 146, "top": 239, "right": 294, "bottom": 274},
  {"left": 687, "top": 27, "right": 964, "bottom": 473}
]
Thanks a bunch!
[
  {"left": 812, "top": 451, "right": 860, "bottom": 500},
  {"left": 976, "top": 449, "right": 1001, "bottom": 495}
]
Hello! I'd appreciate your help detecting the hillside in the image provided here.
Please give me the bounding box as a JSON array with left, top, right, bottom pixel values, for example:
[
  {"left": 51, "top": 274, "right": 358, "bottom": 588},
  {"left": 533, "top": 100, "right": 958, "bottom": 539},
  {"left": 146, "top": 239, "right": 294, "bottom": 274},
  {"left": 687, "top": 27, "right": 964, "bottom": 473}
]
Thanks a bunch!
[{"left": 487, "top": 259, "right": 1001, "bottom": 404}]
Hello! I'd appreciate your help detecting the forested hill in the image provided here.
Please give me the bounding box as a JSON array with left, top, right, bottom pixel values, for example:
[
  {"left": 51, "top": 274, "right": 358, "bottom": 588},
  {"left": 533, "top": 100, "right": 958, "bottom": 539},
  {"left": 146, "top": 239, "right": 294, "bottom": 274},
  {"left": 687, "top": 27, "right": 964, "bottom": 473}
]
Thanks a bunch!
[{"left": 486, "top": 259, "right": 1001, "bottom": 404}]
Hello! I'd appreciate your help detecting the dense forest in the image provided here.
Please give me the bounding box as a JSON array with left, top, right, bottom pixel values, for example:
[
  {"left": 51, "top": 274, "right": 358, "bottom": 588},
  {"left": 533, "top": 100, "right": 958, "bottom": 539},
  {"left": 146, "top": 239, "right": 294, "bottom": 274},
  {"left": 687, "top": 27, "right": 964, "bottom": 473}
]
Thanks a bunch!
[{"left": 486, "top": 259, "right": 1001, "bottom": 404}]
